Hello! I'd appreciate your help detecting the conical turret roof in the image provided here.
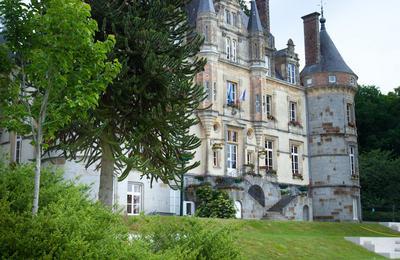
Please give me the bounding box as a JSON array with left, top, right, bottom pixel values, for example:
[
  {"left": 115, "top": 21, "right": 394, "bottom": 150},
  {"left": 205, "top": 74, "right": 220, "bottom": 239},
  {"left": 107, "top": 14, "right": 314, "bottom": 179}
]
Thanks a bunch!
[
  {"left": 302, "top": 17, "right": 355, "bottom": 76},
  {"left": 198, "top": 0, "right": 215, "bottom": 14},
  {"left": 248, "top": 1, "right": 263, "bottom": 33}
]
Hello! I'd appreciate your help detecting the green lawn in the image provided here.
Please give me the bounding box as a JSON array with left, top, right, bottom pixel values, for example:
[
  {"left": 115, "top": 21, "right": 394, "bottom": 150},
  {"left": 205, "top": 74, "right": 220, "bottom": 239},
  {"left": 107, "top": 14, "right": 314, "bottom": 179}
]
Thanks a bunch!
[
  {"left": 128, "top": 217, "right": 399, "bottom": 259},
  {"left": 237, "top": 220, "right": 399, "bottom": 259}
]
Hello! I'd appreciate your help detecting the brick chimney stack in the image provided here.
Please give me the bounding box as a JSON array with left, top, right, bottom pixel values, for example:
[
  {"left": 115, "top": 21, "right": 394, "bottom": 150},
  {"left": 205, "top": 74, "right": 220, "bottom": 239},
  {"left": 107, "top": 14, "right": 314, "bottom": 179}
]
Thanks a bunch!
[
  {"left": 255, "top": 0, "right": 270, "bottom": 32},
  {"left": 302, "top": 12, "right": 321, "bottom": 66}
]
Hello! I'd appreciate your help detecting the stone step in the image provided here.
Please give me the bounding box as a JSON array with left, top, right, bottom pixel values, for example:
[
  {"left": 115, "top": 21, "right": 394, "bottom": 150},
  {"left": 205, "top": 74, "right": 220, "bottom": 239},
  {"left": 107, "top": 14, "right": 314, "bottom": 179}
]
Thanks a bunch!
[
  {"left": 263, "top": 211, "right": 289, "bottom": 221},
  {"left": 379, "top": 252, "right": 400, "bottom": 259}
]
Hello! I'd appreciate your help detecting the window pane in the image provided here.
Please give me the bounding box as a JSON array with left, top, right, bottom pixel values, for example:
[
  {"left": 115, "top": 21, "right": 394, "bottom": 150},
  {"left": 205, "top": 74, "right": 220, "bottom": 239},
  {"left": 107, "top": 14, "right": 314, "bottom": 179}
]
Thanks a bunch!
[{"left": 127, "top": 194, "right": 132, "bottom": 204}]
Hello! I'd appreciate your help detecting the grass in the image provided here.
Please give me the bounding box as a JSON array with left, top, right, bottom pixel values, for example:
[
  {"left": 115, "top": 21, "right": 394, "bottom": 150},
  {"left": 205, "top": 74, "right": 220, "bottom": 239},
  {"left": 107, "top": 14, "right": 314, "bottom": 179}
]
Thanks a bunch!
[
  {"left": 237, "top": 220, "right": 399, "bottom": 260},
  {"left": 127, "top": 217, "right": 399, "bottom": 260}
]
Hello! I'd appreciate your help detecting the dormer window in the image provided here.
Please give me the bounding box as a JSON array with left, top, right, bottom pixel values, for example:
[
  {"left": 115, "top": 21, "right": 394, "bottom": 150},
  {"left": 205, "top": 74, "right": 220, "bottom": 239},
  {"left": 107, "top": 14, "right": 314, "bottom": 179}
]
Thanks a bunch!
[
  {"left": 329, "top": 75, "right": 337, "bottom": 84},
  {"left": 350, "top": 77, "right": 356, "bottom": 86},
  {"left": 306, "top": 78, "right": 313, "bottom": 86},
  {"left": 225, "top": 10, "right": 231, "bottom": 25},
  {"left": 287, "top": 63, "right": 296, "bottom": 84},
  {"left": 225, "top": 37, "right": 231, "bottom": 59}
]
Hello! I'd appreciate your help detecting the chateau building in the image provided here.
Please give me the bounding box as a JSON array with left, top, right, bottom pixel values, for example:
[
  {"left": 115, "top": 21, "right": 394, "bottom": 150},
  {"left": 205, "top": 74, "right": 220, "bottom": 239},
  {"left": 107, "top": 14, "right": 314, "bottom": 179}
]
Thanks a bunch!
[{"left": 0, "top": 0, "right": 361, "bottom": 221}]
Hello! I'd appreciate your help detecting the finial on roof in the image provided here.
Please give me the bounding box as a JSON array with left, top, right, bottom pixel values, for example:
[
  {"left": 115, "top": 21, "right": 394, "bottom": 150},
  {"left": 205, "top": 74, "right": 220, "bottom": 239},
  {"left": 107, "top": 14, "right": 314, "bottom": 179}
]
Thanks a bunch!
[
  {"left": 248, "top": 0, "right": 263, "bottom": 33},
  {"left": 320, "top": 0, "right": 326, "bottom": 30}
]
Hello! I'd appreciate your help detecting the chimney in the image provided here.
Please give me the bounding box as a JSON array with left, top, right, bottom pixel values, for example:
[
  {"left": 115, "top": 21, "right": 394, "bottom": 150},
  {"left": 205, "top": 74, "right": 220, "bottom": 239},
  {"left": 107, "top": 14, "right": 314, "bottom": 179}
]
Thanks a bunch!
[
  {"left": 302, "top": 12, "right": 320, "bottom": 66},
  {"left": 255, "top": 0, "right": 270, "bottom": 32}
]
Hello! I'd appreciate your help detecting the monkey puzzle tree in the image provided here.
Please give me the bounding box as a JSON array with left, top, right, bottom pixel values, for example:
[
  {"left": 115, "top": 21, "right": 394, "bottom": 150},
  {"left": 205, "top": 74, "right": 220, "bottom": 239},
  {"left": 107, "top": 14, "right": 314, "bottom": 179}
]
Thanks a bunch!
[
  {"left": 52, "top": 0, "right": 206, "bottom": 206},
  {"left": 0, "top": 0, "right": 119, "bottom": 214}
]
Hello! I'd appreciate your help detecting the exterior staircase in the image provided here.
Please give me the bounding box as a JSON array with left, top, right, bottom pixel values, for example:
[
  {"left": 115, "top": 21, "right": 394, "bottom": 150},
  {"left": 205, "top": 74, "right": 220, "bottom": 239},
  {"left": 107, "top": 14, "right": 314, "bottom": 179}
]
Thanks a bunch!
[
  {"left": 380, "top": 222, "right": 400, "bottom": 232},
  {"left": 262, "top": 195, "right": 296, "bottom": 221},
  {"left": 346, "top": 237, "right": 400, "bottom": 259}
]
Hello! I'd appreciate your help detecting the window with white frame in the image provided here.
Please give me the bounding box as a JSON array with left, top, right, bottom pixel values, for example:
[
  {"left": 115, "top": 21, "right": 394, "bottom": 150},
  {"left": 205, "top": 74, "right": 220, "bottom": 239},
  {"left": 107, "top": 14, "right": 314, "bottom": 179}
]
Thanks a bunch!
[
  {"left": 265, "top": 140, "right": 273, "bottom": 170},
  {"left": 289, "top": 101, "right": 297, "bottom": 122},
  {"left": 127, "top": 182, "right": 142, "bottom": 215},
  {"left": 256, "top": 94, "right": 261, "bottom": 113},
  {"left": 225, "top": 10, "right": 231, "bottom": 24},
  {"left": 349, "top": 146, "right": 356, "bottom": 176},
  {"left": 306, "top": 78, "right": 313, "bottom": 86},
  {"left": 347, "top": 103, "right": 354, "bottom": 124},
  {"left": 287, "top": 63, "right": 296, "bottom": 84},
  {"left": 15, "top": 135, "right": 22, "bottom": 163},
  {"left": 291, "top": 145, "right": 299, "bottom": 174},
  {"left": 225, "top": 37, "right": 231, "bottom": 60},
  {"left": 226, "top": 81, "right": 237, "bottom": 105},
  {"left": 227, "top": 130, "right": 238, "bottom": 173},
  {"left": 263, "top": 95, "right": 272, "bottom": 116},
  {"left": 232, "top": 40, "right": 237, "bottom": 62},
  {"left": 329, "top": 75, "right": 337, "bottom": 83}
]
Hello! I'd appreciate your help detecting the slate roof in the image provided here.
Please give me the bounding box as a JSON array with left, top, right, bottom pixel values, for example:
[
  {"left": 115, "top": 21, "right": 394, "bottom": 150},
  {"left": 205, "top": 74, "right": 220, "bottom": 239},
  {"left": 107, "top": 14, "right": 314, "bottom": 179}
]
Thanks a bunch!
[
  {"left": 302, "top": 18, "right": 355, "bottom": 76},
  {"left": 247, "top": 0, "right": 263, "bottom": 33},
  {"left": 198, "top": 0, "right": 215, "bottom": 14}
]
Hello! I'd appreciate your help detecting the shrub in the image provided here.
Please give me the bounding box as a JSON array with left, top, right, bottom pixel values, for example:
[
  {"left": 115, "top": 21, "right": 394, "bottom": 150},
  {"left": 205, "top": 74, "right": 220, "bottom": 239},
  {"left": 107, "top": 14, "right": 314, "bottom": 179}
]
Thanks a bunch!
[
  {"left": 195, "top": 184, "right": 236, "bottom": 219},
  {"left": 128, "top": 216, "right": 242, "bottom": 260},
  {"left": 0, "top": 162, "right": 241, "bottom": 259}
]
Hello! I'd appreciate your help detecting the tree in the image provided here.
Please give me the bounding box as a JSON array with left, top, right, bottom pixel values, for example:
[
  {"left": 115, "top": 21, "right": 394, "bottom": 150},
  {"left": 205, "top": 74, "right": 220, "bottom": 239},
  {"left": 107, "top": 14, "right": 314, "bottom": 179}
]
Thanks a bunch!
[
  {"left": 52, "top": 0, "right": 206, "bottom": 206},
  {"left": 0, "top": 0, "right": 119, "bottom": 214},
  {"left": 359, "top": 150, "right": 400, "bottom": 208},
  {"left": 355, "top": 85, "right": 400, "bottom": 156}
]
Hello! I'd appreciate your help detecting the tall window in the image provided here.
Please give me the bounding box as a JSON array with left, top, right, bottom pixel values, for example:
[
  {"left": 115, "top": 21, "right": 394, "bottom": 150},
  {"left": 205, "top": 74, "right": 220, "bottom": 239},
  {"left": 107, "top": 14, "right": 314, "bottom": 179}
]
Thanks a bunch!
[
  {"left": 232, "top": 40, "right": 237, "bottom": 62},
  {"left": 232, "top": 13, "right": 237, "bottom": 27},
  {"left": 15, "top": 135, "right": 22, "bottom": 163},
  {"left": 265, "top": 140, "right": 273, "bottom": 170},
  {"left": 225, "top": 10, "right": 231, "bottom": 24},
  {"left": 227, "top": 130, "right": 238, "bottom": 173},
  {"left": 291, "top": 145, "right": 299, "bottom": 174},
  {"left": 347, "top": 103, "right": 354, "bottom": 124},
  {"left": 289, "top": 101, "right": 297, "bottom": 122},
  {"left": 226, "top": 81, "right": 237, "bottom": 105},
  {"left": 205, "top": 81, "right": 211, "bottom": 101},
  {"left": 263, "top": 95, "right": 272, "bottom": 116},
  {"left": 127, "top": 182, "right": 142, "bottom": 215},
  {"left": 287, "top": 63, "right": 296, "bottom": 84},
  {"left": 213, "top": 150, "right": 220, "bottom": 167},
  {"left": 349, "top": 146, "right": 356, "bottom": 176},
  {"left": 265, "top": 55, "right": 270, "bottom": 76},
  {"left": 213, "top": 82, "right": 217, "bottom": 101},
  {"left": 247, "top": 150, "right": 254, "bottom": 165},
  {"left": 256, "top": 94, "right": 261, "bottom": 113},
  {"left": 225, "top": 38, "right": 231, "bottom": 60}
]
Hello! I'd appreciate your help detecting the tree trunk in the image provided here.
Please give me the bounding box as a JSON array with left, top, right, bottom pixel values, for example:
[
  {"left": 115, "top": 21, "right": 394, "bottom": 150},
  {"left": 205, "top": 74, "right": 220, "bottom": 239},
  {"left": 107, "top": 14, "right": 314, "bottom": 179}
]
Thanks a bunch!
[
  {"left": 99, "top": 142, "right": 115, "bottom": 207},
  {"left": 32, "top": 129, "right": 42, "bottom": 215}
]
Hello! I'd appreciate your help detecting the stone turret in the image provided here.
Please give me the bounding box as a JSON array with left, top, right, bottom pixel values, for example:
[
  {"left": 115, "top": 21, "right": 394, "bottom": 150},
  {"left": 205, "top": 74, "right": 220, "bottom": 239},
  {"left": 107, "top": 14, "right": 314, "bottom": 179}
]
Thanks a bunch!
[{"left": 301, "top": 12, "right": 361, "bottom": 222}]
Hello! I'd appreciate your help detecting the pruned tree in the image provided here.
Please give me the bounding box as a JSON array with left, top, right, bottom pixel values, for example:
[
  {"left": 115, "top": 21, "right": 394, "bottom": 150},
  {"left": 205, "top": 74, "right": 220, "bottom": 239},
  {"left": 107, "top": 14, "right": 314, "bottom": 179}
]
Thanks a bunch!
[
  {"left": 0, "top": 0, "right": 120, "bottom": 214},
  {"left": 52, "top": 0, "right": 206, "bottom": 206}
]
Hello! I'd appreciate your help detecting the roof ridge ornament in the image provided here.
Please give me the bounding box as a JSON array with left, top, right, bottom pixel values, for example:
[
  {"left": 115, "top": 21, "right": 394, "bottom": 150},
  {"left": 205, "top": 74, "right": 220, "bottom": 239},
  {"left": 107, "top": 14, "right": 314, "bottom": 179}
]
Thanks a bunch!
[{"left": 319, "top": 0, "right": 326, "bottom": 30}]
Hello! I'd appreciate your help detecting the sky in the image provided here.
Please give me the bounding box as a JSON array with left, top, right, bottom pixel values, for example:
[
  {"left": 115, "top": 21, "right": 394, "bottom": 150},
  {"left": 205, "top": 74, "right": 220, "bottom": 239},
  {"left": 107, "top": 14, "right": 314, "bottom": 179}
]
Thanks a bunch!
[{"left": 253, "top": 0, "right": 400, "bottom": 93}]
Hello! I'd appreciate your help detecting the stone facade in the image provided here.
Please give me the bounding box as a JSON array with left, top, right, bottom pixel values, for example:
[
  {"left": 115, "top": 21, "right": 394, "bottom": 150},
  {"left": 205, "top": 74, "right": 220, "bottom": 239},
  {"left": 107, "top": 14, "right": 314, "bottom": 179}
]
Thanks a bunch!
[{"left": 0, "top": 0, "right": 360, "bottom": 221}]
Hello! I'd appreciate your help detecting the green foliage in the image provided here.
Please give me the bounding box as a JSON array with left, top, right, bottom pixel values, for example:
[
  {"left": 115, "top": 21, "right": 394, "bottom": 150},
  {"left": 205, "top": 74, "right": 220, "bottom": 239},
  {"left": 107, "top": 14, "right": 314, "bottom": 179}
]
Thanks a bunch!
[
  {"left": 355, "top": 85, "right": 400, "bottom": 156},
  {"left": 238, "top": 0, "right": 250, "bottom": 16},
  {"left": 129, "top": 216, "right": 242, "bottom": 260},
  {"left": 195, "top": 184, "right": 236, "bottom": 218},
  {"left": 0, "top": 163, "right": 241, "bottom": 259},
  {"left": 359, "top": 150, "right": 400, "bottom": 208},
  {"left": 0, "top": 0, "right": 120, "bottom": 139},
  {"left": 52, "top": 0, "right": 207, "bottom": 201}
]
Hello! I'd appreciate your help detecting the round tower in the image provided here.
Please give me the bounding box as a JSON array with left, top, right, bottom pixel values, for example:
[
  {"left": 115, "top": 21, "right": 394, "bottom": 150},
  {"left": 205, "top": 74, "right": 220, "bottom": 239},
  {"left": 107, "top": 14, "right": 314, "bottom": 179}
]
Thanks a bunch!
[{"left": 301, "top": 12, "right": 361, "bottom": 221}]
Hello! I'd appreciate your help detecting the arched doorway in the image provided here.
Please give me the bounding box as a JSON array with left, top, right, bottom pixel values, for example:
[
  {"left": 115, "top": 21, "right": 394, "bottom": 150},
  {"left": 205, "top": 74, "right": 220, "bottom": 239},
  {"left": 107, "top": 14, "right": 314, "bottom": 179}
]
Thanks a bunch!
[
  {"left": 303, "top": 205, "right": 310, "bottom": 221},
  {"left": 234, "top": 201, "right": 242, "bottom": 219},
  {"left": 248, "top": 185, "right": 265, "bottom": 207}
]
